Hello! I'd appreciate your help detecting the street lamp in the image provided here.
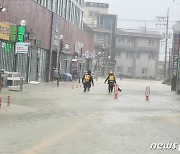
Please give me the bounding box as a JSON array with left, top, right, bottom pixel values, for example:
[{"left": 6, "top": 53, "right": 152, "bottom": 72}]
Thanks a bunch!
[
  {"left": 102, "top": 44, "right": 107, "bottom": 76},
  {"left": 57, "top": 35, "right": 63, "bottom": 86},
  {"left": 0, "top": 5, "right": 6, "bottom": 12},
  {"left": 95, "top": 51, "right": 101, "bottom": 76},
  {"left": 57, "top": 35, "right": 63, "bottom": 69},
  {"left": 79, "top": 44, "right": 83, "bottom": 83}
]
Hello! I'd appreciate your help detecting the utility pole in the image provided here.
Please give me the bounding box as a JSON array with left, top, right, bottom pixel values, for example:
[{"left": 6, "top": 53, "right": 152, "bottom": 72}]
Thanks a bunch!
[
  {"left": 156, "top": 8, "right": 169, "bottom": 78},
  {"left": 164, "top": 8, "right": 169, "bottom": 78}
]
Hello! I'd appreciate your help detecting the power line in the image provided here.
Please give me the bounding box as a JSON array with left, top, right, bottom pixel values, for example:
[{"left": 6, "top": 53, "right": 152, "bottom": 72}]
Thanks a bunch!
[{"left": 117, "top": 18, "right": 177, "bottom": 23}]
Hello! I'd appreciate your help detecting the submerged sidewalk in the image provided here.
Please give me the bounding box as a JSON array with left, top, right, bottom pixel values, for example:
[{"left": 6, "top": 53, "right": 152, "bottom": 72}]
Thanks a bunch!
[{"left": 0, "top": 80, "right": 82, "bottom": 108}]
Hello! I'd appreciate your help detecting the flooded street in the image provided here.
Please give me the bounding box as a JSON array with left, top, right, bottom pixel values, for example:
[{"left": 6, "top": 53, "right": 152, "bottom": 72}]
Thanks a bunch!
[{"left": 0, "top": 79, "right": 180, "bottom": 154}]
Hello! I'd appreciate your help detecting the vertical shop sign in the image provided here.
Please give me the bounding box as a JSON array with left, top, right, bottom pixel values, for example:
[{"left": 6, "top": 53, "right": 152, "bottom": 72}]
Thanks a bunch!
[
  {"left": 172, "top": 34, "right": 180, "bottom": 77},
  {"left": 17, "top": 26, "right": 25, "bottom": 42},
  {"left": 4, "top": 42, "right": 12, "bottom": 53},
  {"left": 9, "top": 25, "right": 17, "bottom": 42}
]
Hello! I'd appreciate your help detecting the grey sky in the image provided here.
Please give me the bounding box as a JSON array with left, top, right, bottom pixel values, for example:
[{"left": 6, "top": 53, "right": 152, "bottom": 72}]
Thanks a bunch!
[
  {"left": 85, "top": 0, "right": 180, "bottom": 30},
  {"left": 85, "top": 0, "right": 180, "bottom": 60}
]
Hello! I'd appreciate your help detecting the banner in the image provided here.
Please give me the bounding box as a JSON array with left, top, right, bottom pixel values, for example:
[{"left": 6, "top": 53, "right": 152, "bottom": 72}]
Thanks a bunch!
[
  {"left": 0, "top": 22, "right": 10, "bottom": 41},
  {"left": 172, "top": 33, "right": 180, "bottom": 77}
]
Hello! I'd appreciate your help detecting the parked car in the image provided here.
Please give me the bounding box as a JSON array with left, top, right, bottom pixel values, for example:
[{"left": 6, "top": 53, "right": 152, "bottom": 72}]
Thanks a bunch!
[{"left": 60, "top": 73, "right": 72, "bottom": 81}]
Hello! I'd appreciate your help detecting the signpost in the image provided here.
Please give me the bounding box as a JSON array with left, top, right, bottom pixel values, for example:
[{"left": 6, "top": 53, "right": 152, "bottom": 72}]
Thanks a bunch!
[
  {"left": 145, "top": 86, "right": 150, "bottom": 101},
  {"left": 15, "top": 42, "right": 30, "bottom": 91}
]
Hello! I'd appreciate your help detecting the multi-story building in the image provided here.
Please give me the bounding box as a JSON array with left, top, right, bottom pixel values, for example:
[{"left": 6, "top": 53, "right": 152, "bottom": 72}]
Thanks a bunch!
[
  {"left": 84, "top": 2, "right": 117, "bottom": 76},
  {"left": 115, "top": 29, "right": 162, "bottom": 79},
  {"left": 83, "top": 2, "right": 109, "bottom": 27},
  {"left": 0, "top": 0, "right": 94, "bottom": 83},
  {"left": 34, "top": 0, "right": 84, "bottom": 29}
]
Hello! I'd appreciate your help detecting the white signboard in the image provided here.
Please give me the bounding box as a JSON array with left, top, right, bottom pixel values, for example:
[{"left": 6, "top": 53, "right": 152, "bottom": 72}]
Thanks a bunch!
[
  {"left": 76, "top": 57, "right": 85, "bottom": 63},
  {"left": 15, "top": 42, "right": 30, "bottom": 54},
  {"left": 75, "top": 42, "right": 83, "bottom": 54}
]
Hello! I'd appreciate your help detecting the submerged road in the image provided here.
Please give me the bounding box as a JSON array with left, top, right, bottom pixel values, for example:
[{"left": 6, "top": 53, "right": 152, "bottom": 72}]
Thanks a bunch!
[{"left": 0, "top": 78, "right": 180, "bottom": 154}]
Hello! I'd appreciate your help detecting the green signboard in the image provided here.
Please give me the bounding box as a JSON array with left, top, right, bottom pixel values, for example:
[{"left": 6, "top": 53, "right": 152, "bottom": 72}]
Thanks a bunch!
[
  {"left": 9, "top": 25, "right": 17, "bottom": 42},
  {"left": 17, "top": 26, "right": 25, "bottom": 42},
  {"left": 4, "top": 42, "right": 13, "bottom": 53},
  {"left": 35, "top": 39, "right": 41, "bottom": 46}
]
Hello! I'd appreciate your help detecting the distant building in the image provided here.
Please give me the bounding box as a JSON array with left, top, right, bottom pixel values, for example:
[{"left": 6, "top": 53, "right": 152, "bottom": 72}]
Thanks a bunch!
[
  {"left": 84, "top": 2, "right": 109, "bottom": 26},
  {"left": 158, "top": 61, "right": 165, "bottom": 80},
  {"left": 84, "top": 2, "right": 117, "bottom": 76},
  {"left": 115, "top": 29, "right": 162, "bottom": 79}
]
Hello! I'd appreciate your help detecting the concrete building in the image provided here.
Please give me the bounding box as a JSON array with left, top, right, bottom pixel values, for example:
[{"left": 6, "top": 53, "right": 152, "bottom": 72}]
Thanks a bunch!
[
  {"left": 84, "top": 2, "right": 117, "bottom": 76},
  {"left": 115, "top": 29, "right": 162, "bottom": 79},
  {"left": 0, "top": 0, "right": 94, "bottom": 83},
  {"left": 83, "top": 2, "right": 109, "bottom": 27}
]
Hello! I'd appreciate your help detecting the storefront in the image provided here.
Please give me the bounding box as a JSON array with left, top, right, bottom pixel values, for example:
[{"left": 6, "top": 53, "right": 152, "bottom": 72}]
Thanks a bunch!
[{"left": 0, "top": 22, "right": 15, "bottom": 72}]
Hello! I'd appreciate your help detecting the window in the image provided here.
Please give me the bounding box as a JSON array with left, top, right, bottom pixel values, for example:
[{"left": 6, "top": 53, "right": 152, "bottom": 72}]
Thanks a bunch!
[
  {"left": 117, "top": 66, "right": 124, "bottom": 74},
  {"left": 148, "top": 39, "right": 155, "bottom": 46},
  {"left": 127, "top": 67, "right": 133, "bottom": 74},
  {"left": 116, "top": 52, "right": 121, "bottom": 57},
  {"left": 47, "top": 0, "right": 52, "bottom": 10},
  {"left": 97, "top": 33, "right": 104, "bottom": 40},
  {"left": 118, "top": 37, "right": 125, "bottom": 43},
  {"left": 126, "top": 52, "right": 133, "bottom": 58},
  {"left": 103, "top": 18, "right": 112, "bottom": 30},
  {"left": 142, "top": 68, "right": 148, "bottom": 75},
  {"left": 149, "top": 54, "right": 155, "bottom": 60},
  {"left": 136, "top": 53, "right": 140, "bottom": 59},
  {"left": 89, "top": 11, "right": 98, "bottom": 17},
  {"left": 89, "top": 11, "right": 93, "bottom": 17},
  {"left": 128, "top": 38, "right": 134, "bottom": 44}
]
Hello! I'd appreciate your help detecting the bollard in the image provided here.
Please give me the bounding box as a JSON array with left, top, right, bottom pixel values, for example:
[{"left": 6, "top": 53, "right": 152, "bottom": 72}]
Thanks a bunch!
[
  {"left": 57, "top": 76, "right": 60, "bottom": 87},
  {"left": 7, "top": 96, "right": 10, "bottom": 106},
  {"left": 0, "top": 97, "right": 1, "bottom": 108},
  {"left": 114, "top": 84, "right": 119, "bottom": 100},
  {"left": 145, "top": 86, "right": 150, "bottom": 102},
  {"left": 146, "top": 96, "right": 149, "bottom": 101},
  {"left": 20, "top": 77, "right": 23, "bottom": 92}
]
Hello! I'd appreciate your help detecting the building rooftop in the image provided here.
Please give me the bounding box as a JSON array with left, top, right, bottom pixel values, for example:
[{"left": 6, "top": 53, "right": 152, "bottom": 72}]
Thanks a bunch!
[{"left": 117, "top": 28, "right": 162, "bottom": 39}]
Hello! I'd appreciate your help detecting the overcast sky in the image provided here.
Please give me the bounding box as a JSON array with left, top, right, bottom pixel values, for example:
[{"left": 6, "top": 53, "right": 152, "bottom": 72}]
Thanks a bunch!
[
  {"left": 85, "top": 0, "right": 180, "bottom": 60},
  {"left": 85, "top": 0, "right": 180, "bottom": 30}
]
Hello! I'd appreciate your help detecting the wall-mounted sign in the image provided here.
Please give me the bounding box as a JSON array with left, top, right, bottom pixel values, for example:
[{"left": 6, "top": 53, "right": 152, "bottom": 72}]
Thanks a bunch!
[
  {"left": 35, "top": 39, "right": 41, "bottom": 46},
  {"left": 75, "top": 42, "right": 83, "bottom": 55},
  {"left": 0, "top": 22, "right": 10, "bottom": 41},
  {"left": 63, "top": 43, "right": 70, "bottom": 51},
  {"left": 172, "top": 33, "right": 179, "bottom": 77},
  {"left": 85, "top": 2, "right": 109, "bottom": 8},
  {"left": 15, "top": 42, "right": 30, "bottom": 54},
  {"left": 2, "top": 42, "right": 13, "bottom": 53},
  {"left": 83, "top": 51, "right": 95, "bottom": 59}
]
